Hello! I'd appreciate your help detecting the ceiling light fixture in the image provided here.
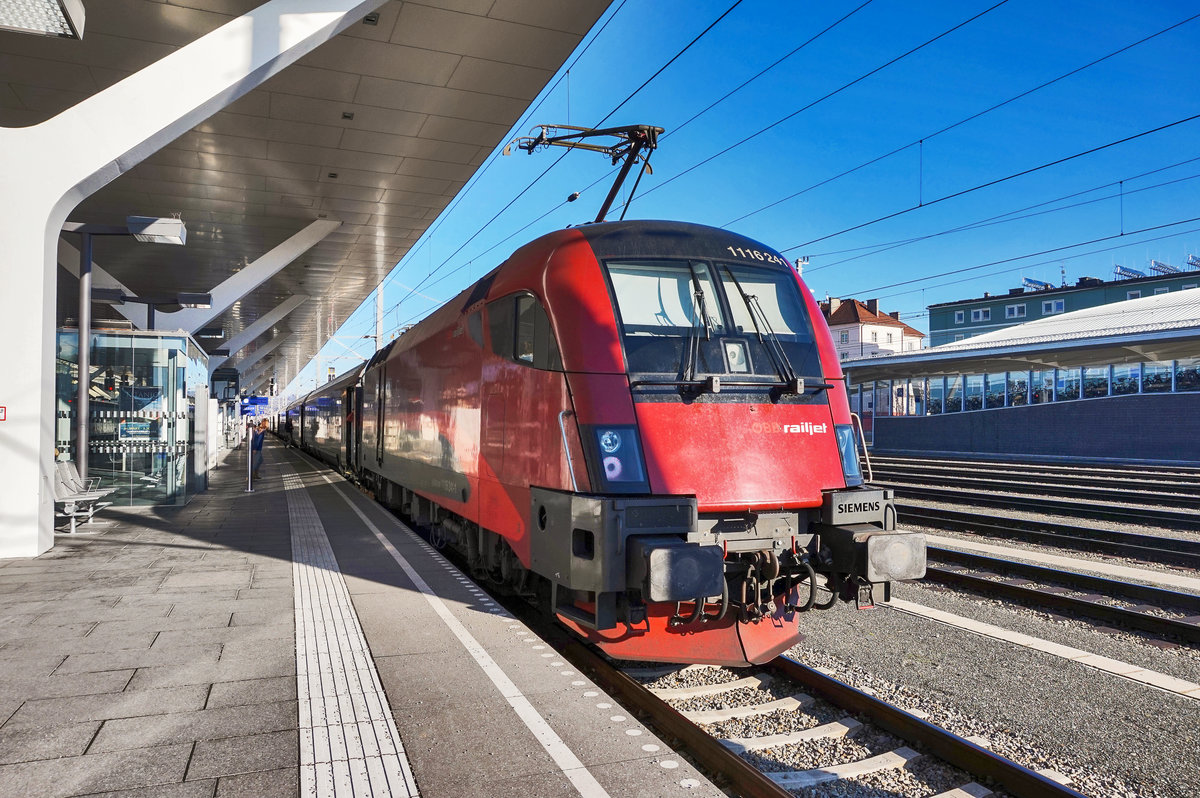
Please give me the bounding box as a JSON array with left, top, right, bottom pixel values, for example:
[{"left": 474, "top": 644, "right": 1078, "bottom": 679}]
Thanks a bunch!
[
  {"left": 0, "top": 0, "right": 85, "bottom": 38},
  {"left": 126, "top": 215, "right": 187, "bottom": 245}
]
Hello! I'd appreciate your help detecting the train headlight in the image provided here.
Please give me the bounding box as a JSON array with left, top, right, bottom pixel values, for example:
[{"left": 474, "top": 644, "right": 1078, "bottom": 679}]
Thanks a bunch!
[
  {"left": 835, "top": 424, "right": 863, "bottom": 487},
  {"left": 587, "top": 426, "right": 648, "bottom": 492},
  {"left": 598, "top": 429, "right": 622, "bottom": 454}
]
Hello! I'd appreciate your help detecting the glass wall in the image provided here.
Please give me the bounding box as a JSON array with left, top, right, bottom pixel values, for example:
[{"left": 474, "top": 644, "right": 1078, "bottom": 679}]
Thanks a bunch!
[
  {"left": 56, "top": 329, "right": 208, "bottom": 506},
  {"left": 1055, "top": 367, "right": 1081, "bottom": 402},
  {"left": 1007, "top": 371, "right": 1028, "bottom": 406},
  {"left": 1032, "top": 369, "right": 1054, "bottom": 404},
  {"left": 853, "top": 358, "right": 1199, "bottom": 419},
  {"left": 1083, "top": 366, "right": 1109, "bottom": 398},
  {"left": 1112, "top": 364, "right": 1139, "bottom": 395},
  {"left": 1143, "top": 361, "right": 1173, "bottom": 392},
  {"left": 945, "top": 375, "right": 963, "bottom": 412},
  {"left": 1177, "top": 357, "right": 1200, "bottom": 391},
  {"left": 928, "top": 376, "right": 945, "bottom": 415}
]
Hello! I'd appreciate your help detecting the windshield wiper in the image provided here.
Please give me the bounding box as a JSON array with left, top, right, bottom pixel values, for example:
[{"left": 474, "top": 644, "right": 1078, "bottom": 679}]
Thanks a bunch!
[
  {"left": 722, "top": 265, "right": 804, "bottom": 393},
  {"left": 681, "top": 263, "right": 714, "bottom": 383}
]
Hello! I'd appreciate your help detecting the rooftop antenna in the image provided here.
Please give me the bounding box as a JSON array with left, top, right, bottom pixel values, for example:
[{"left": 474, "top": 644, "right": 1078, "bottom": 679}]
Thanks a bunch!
[{"left": 504, "top": 124, "right": 663, "bottom": 223}]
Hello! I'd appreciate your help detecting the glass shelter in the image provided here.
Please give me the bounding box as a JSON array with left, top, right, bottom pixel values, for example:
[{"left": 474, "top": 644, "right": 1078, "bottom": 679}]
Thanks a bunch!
[{"left": 56, "top": 328, "right": 209, "bottom": 506}]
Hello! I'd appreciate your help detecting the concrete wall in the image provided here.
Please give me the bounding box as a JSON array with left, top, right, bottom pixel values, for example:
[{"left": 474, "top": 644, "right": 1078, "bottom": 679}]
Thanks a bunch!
[{"left": 873, "top": 393, "right": 1200, "bottom": 462}]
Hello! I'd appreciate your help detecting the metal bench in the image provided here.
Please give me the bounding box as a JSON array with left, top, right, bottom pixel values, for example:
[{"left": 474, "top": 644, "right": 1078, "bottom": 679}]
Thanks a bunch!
[{"left": 51, "top": 462, "right": 114, "bottom": 533}]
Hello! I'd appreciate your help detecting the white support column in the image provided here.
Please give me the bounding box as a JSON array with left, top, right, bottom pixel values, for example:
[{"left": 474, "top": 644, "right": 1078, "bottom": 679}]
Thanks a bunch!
[
  {"left": 375, "top": 285, "right": 384, "bottom": 351},
  {"left": 208, "top": 294, "right": 309, "bottom": 374},
  {"left": 159, "top": 219, "right": 341, "bottom": 332},
  {"left": 0, "top": 0, "right": 387, "bottom": 558}
]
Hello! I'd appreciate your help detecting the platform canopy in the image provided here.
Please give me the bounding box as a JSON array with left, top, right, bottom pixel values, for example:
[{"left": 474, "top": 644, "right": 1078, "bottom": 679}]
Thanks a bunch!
[
  {"left": 844, "top": 289, "right": 1200, "bottom": 383},
  {"left": 2, "top": 0, "right": 610, "bottom": 388}
]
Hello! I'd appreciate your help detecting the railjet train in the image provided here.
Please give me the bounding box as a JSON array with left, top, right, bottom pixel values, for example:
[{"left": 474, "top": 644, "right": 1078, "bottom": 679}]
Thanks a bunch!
[{"left": 281, "top": 220, "right": 926, "bottom": 666}]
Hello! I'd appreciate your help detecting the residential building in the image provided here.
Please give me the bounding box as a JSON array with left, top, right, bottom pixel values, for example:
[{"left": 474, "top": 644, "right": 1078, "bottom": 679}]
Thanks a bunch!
[
  {"left": 927, "top": 262, "right": 1200, "bottom": 346},
  {"left": 819, "top": 297, "right": 926, "bottom": 363}
]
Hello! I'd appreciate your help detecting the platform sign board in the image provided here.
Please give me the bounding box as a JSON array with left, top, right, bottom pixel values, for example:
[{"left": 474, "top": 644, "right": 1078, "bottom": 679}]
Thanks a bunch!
[
  {"left": 240, "top": 396, "right": 269, "bottom": 416},
  {"left": 118, "top": 420, "right": 156, "bottom": 440}
]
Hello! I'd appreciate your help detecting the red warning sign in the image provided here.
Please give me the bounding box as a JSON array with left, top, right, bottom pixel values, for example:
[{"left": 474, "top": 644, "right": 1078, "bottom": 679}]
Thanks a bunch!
[{"left": 0, "top": 406, "right": 6, "bottom": 421}]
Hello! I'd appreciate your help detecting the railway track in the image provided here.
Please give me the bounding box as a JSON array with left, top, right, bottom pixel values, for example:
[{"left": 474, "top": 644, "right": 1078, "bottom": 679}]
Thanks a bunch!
[
  {"left": 925, "top": 547, "right": 1200, "bottom": 644},
  {"left": 870, "top": 467, "right": 1200, "bottom": 508},
  {"left": 896, "top": 505, "right": 1200, "bottom": 569},
  {"left": 556, "top": 644, "right": 1088, "bottom": 798},
  {"left": 871, "top": 455, "right": 1200, "bottom": 484},
  {"left": 880, "top": 485, "right": 1200, "bottom": 531}
]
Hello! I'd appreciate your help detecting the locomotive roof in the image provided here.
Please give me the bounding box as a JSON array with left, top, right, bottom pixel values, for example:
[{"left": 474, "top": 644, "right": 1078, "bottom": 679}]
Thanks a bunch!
[{"left": 571, "top": 220, "right": 794, "bottom": 266}]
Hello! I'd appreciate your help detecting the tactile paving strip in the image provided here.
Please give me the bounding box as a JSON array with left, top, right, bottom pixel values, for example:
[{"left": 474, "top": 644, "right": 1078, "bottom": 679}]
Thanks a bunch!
[{"left": 284, "top": 468, "right": 420, "bottom": 797}]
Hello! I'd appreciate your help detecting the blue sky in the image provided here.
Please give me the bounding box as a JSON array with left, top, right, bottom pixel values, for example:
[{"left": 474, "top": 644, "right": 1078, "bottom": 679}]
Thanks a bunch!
[{"left": 285, "top": 0, "right": 1200, "bottom": 396}]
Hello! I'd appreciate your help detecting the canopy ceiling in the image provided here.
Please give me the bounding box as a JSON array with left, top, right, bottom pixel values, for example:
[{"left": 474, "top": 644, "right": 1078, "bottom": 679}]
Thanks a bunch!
[{"left": 0, "top": 0, "right": 610, "bottom": 387}]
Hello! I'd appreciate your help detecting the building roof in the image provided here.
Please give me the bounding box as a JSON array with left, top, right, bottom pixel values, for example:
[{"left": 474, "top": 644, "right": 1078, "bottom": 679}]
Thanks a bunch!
[
  {"left": 822, "top": 299, "right": 925, "bottom": 338},
  {"left": 928, "top": 266, "right": 1200, "bottom": 309},
  {"left": 842, "top": 288, "right": 1200, "bottom": 382}
]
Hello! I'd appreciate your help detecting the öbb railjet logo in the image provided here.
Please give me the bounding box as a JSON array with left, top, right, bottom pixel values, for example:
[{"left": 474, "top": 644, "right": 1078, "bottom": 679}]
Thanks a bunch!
[{"left": 750, "top": 421, "right": 829, "bottom": 435}]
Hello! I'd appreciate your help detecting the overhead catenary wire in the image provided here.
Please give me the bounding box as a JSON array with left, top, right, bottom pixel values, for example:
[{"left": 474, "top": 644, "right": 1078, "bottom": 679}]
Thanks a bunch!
[
  {"left": 845, "top": 215, "right": 1200, "bottom": 296},
  {"left": 870, "top": 224, "right": 1200, "bottom": 303},
  {"left": 784, "top": 112, "right": 1200, "bottom": 252},
  {"left": 807, "top": 161, "right": 1200, "bottom": 272},
  {"left": 725, "top": 11, "right": 1200, "bottom": 229},
  {"left": 631, "top": 0, "right": 1014, "bottom": 205},
  {"left": 380, "top": 0, "right": 749, "bottom": 323}
]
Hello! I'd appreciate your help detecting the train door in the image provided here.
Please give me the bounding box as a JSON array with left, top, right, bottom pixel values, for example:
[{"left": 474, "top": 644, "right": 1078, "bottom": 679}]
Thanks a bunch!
[{"left": 375, "top": 362, "right": 386, "bottom": 467}]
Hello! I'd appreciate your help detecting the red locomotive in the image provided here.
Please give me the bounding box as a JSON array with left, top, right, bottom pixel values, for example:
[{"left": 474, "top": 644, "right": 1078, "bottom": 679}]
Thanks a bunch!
[{"left": 287, "top": 218, "right": 925, "bottom": 666}]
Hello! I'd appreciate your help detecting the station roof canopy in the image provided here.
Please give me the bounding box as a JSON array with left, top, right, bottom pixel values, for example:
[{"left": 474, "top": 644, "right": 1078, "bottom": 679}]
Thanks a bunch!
[
  {"left": 1, "top": 0, "right": 610, "bottom": 387},
  {"left": 843, "top": 289, "right": 1200, "bottom": 383}
]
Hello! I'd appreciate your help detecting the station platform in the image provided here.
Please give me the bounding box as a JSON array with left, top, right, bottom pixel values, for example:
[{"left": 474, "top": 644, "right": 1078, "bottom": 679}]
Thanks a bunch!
[{"left": 0, "top": 440, "right": 720, "bottom": 798}]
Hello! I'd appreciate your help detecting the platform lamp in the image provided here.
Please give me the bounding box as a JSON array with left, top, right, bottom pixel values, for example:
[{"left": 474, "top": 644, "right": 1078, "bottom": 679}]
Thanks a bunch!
[
  {"left": 0, "top": 0, "right": 85, "bottom": 38},
  {"left": 63, "top": 216, "right": 187, "bottom": 479}
]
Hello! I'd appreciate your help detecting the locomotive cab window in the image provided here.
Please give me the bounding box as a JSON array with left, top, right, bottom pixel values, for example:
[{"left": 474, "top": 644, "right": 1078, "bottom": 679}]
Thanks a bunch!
[
  {"left": 487, "top": 293, "right": 562, "bottom": 371},
  {"left": 605, "top": 258, "right": 823, "bottom": 388}
]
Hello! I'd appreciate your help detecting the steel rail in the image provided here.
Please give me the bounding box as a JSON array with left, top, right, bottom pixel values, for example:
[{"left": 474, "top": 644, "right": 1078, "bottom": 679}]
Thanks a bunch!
[
  {"left": 769, "top": 656, "right": 1090, "bottom": 798},
  {"left": 871, "top": 455, "right": 1200, "bottom": 480},
  {"left": 898, "top": 505, "right": 1200, "bottom": 568},
  {"left": 871, "top": 464, "right": 1200, "bottom": 497},
  {"left": 929, "top": 547, "right": 1200, "bottom": 611},
  {"left": 924, "top": 563, "right": 1200, "bottom": 645},
  {"left": 558, "top": 640, "right": 794, "bottom": 798},
  {"left": 881, "top": 484, "right": 1200, "bottom": 530},
  {"left": 873, "top": 471, "right": 1200, "bottom": 508}
]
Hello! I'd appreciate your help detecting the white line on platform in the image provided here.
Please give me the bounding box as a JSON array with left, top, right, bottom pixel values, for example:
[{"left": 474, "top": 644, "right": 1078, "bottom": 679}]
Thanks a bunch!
[
  {"left": 926, "top": 535, "right": 1200, "bottom": 592},
  {"left": 283, "top": 468, "right": 419, "bottom": 798},
  {"left": 885, "top": 597, "right": 1200, "bottom": 700},
  {"left": 320, "top": 473, "right": 611, "bottom": 798}
]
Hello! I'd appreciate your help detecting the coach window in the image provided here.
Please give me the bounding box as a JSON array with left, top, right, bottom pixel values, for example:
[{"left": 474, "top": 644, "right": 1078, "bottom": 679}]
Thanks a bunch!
[
  {"left": 514, "top": 294, "right": 563, "bottom": 371},
  {"left": 487, "top": 296, "right": 514, "bottom": 359}
]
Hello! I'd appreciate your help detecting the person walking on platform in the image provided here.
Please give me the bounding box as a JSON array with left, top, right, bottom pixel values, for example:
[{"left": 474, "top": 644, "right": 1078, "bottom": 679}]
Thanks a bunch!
[{"left": 251, "top": 419, "right": 267, "bottom": 480}]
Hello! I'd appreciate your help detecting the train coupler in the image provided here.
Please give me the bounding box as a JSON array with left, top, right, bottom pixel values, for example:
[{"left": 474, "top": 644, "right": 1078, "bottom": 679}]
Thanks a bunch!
[{"left": 853, "top": 576, "right": 876, "bottom": 610}]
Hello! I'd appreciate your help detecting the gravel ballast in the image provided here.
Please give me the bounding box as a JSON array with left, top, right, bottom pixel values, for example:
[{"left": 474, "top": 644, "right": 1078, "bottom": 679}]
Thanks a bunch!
[{"left": 789, "top": 579, "right": 1200, "bottom": 798}]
